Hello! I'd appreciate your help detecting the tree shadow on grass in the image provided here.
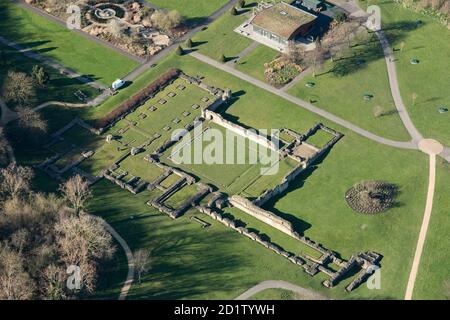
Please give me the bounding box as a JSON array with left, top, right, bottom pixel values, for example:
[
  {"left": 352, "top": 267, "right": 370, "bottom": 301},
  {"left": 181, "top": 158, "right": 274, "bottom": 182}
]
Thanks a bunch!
[{"left": 325, "top": 20, "right": 424, "bottom": 78}]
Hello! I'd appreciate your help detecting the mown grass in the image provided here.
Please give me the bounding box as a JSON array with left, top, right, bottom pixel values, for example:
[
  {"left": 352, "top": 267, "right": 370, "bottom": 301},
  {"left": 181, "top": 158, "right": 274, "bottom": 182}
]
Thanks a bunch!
[
  {"left": 235, "top": 45, "right": 280, "bottom": 82},
  {"left": 287, "top": 38, "right": 411, "bottom": 142},
  {"left": 0, "top": 43, "right": 99, "bottom": 107},
  {"left": 413, "top": 160, "right": 450, "bottom": 299},
  {"left": 145, "top": 0, "right": 228, "bottom": 19},
  {"left": 11, "top": 50, "right": 432, "bottom": 300},
  {"left": 0, "top": 2, "right": 139, "bottom": 86},
  {"left": 191, "top": 10, "right": 253, "bottom": 61},
  {"left": 366, "top": 0, "right": 450, "bottom": 145}
]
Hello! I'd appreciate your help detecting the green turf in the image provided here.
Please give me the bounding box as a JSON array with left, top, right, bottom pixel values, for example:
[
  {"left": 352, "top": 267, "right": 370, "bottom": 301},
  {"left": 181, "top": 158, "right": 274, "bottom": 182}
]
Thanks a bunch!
[
  {"left": 365, "top": 0, "right": 450, "bottom": 145},
  {"left": 10, "top": 51, "right": 434, "bottom": 300},
  {"left": 0, "top": 42, "right": 99, "bottom": 107},
  {"left": 191, "top": 9, "right": 253, "bottom": 61},
  {"left": 242, "top": 157, "right": 298, "bottom": 198},
  {"left": 305, "top": 129, "right": 334, "bottom": 149},
  {"left": 287, "top": 38, "right": 411, "bottom": 142},
  {"left": 413, "top": 160, "right": 450, "bottom": 299},
  {"left": 119, "top": 156, "right": 165, "bottom": 183},
  {"left": 235, "top": 45, "right": 280, "bottom": 82},
  {"left": 0, "top": 2, "right": 139, "bottom": 86},
  {"left": 163, "top": 121, "right": 282, "bottom": 194},
  {"left": 226, "top": 207, "right": 324, "bottom": 259},
  {"left": 145, "top": 0, "right": 228, "bottom": 19}
]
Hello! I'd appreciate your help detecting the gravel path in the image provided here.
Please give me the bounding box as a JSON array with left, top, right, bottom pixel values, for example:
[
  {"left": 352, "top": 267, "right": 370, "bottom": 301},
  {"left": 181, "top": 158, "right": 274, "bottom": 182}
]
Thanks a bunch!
[{"left": 235, "top": 280, "right": 330, "bottom": 300}]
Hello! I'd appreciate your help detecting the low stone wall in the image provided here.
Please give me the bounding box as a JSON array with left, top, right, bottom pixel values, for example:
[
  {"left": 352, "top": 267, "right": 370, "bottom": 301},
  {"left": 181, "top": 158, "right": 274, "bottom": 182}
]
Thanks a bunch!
[
  {"left": 197, "top": 206, "right": 305, "bottom": 267},
  {"left": 202, "top": 110, "right": 279, "bottom": 152},
  {"left": 254, "top": 164, "right": 305, "bottom": 206},
  {"left": 229, "top": 195, "right": 296, "bottom": 237}
]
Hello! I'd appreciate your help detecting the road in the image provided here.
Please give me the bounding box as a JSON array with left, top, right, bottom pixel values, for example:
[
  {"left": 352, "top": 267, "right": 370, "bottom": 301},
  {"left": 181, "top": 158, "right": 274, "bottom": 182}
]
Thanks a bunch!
[{"left": 235, "top": 280, "right": 330, "bottom": 300}]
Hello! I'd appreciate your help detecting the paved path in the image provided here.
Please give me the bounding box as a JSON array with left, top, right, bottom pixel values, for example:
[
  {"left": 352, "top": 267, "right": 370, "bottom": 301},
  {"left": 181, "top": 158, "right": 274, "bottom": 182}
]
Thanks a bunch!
[
  {"left": 227, "top": 41, "right": 260, "bottom": 66},
  {"left": 235, "top": 280, "right": 330, "bottom": 300},
  {"left": 404, "top": 139, "right": 443, "bottom": 300},
  {"left": 375, "top": 31, "right": 423, "bottom": 143},
  {"left": 190, "top": 51, "right": 417, "bottom": 150},
  {"left": 97, "top": 218, "right": 135, "bottom": 300},
  {"left": 281, "top": 68, "right": 312, "bottom": 92}
]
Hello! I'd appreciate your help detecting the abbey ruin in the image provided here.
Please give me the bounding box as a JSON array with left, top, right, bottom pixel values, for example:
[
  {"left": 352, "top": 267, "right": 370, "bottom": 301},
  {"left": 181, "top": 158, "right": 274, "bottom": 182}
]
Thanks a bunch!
[{"left": 38, "top": 70, "right": 382, "bottom": 292}]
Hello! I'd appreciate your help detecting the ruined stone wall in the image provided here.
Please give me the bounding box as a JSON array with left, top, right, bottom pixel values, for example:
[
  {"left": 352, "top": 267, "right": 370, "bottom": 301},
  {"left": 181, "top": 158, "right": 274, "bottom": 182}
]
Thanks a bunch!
[
  {"left": 229, "top": 195, "right": 296, "bottom": 237},
  {"left": 202, "top": 110, "right": 279, "bottom": 151},
  {"left": 254, "top": 164, "right": 306, "bottom": 206}
]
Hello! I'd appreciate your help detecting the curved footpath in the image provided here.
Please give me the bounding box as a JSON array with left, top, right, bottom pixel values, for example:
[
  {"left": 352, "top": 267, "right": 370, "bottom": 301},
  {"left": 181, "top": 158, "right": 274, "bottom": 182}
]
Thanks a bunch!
[
  {"left": 235, "top": 280, "right": 330, "bottom": 300},
  {"left": 404, "top": 140, "right": 443, "bottom": 300},
  {"left": 96, "top": 217, "right": 135, "bottom": 300}
]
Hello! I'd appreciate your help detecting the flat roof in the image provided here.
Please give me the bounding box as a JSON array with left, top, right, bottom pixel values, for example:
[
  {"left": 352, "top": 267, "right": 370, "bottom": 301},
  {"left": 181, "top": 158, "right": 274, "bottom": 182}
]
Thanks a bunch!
[{"left": 251, "top": 2, "right": 317, "bottom": 39}]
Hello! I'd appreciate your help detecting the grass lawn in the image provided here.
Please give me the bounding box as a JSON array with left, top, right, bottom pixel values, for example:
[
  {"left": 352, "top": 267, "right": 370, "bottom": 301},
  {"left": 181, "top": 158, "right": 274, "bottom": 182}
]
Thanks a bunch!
[
  {"left": 191, "top": 9, "right": 253, "bottom": 61},
  {"left": 305, "top": 129, "right": 335, "bottom": 149},
  {"left": 119, "top": 156, "right": 165, "bottom": 183},
  {"left": 413, "top": 160, "right": 450, "bottom": 299},
  {"left": 242, "top": 157, "right": 298, "bottom": 198},
  {"left": 365, "top": 0, "right": 450, "bottom": 145},
  {"left": 163, "top": 121, "right": 289, "bottom": 195},
  {"left": 288, "top": 38, "right": 411, "bottom": 142},
  {"left": 0, "top": 2, "right": 139, "bottom": 86},
  {"left": 145, "top": 0, "right": 228, "bottom": 19},
  {"left": 235, "top": 45, "right": 280, "bottom": 82},
  {"left": 12, "top": 51, "right": 434, "bottom": 300},
  {"left": 0, "top": 43, "right": 99, "bottom": 107}
]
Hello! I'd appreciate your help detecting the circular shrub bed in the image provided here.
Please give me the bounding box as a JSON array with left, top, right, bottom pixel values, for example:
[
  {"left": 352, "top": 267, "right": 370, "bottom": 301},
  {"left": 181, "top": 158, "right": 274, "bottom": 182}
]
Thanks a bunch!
[
  {"left": 88, "top": 3, "right": 126, "bottom": 24},
  {"left": 345, "top": 181, "right": 399, "bottom": 214}
]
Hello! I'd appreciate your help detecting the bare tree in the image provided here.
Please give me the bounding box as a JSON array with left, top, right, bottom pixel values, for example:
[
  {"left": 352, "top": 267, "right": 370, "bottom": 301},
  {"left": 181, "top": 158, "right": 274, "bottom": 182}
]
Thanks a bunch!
[
  {"left": 17, "top": 107, "right": 48, "bottom": 134},
  {"left": 59, "top": 175, "right": 92, "bottom": 214},
  {"left": 41, "top": 264, "right": 67, "bottom": 300},
  {"left": 303, "top": 40, "right": 327, "bottom": 77},
  {"left": 151, "top": 10, "right": 184, "bottom": 32},
  {"left": 1, "top": 71, "right": 36, "bottom": 107},
  {"left": 0, "top": 164, "right": 34, "bottom": 199},
  {"left": 0, "top": 245, "right": 35, "bottom": 300},
  {"left": 0, "top": 128, "right": 9, "bottom": 166},
  {"left": 55, "top": 215, "right": 115, "bottom": 293},
  {"left": 134, "top": 249, "right": 152, "bottom": 284}
]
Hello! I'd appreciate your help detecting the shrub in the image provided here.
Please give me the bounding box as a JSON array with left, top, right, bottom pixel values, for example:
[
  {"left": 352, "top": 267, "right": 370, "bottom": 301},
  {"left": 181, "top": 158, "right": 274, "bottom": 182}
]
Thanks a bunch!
[
  {"left": 95, "top": 68, "right": 181, "bottom": 129},
  {"left": 230, "top": 7, "right": 237, "bottom": 16}
]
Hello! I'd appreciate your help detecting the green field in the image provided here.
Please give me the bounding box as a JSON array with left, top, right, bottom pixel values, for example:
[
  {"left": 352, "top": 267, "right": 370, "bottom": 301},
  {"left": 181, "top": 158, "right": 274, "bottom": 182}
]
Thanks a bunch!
[
  {"left": 235, "top": 45, "right": 280, "bottom": 82},
  {"left": 146, "top": 0, "right": 228, "bottom": 19},
  {"left": 0, "top": 42, "right": 99, "bottom": 107},
  {"left": 367, "top": 0, "right": 450, "bottom": 145},
  {"left": 0, "top": 2, "right": 139, "bottom": 85},
  {"left": 10, "top": 49, "right": 435, "bottom": 300},
  {"left": 191, "top": 9, "right": 253, "bottom": 61},
  {"left": 413, "top": 160, "right": 450, "bottom": 299},
  {"left": 164, "top": 121, "right": 283, "bottom": 194},
  {"left": 288, "top": 38, "right": 411, "bottom": 142}
]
